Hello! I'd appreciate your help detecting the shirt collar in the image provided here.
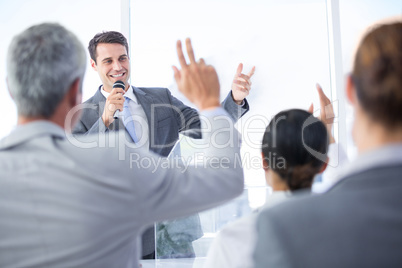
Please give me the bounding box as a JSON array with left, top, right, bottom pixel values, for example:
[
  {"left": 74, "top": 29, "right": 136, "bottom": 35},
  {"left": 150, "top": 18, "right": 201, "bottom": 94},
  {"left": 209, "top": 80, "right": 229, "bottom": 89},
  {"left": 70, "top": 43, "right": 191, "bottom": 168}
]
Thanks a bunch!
[
  {"left": 100, "top": 85, "right": 138, "bottom": 104},
  {"left": 337, "top": 143, "right": 402, "bottom": 180},
  {"left": 0, "top": 121, "right": 66, "bottom": 150},
  {"left": 258, "top": 191, "right": 291, "bottom": 212}
]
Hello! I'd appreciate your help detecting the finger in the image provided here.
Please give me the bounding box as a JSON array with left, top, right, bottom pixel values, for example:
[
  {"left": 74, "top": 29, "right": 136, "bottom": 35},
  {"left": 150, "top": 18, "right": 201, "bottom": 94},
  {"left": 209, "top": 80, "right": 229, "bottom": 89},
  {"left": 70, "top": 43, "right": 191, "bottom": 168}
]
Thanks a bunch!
[
  {"left": 116, "top": 105, "right": 124, "bottom": 112},
  {"left": 110, "top": 87, "right": 125, "bottom": 96},
  {"left": 107, "top": 103, "right": 117, "bottom": 112},
  {"left": 247, "top": 66, "right": 256, "bottom": 77},
  {"left": 198, "top": 58, "right": 206, "bottom": 66},
  {"left": 316, "top": 84, "right": 334, "bottom": 120},
  {"left": 308, "top": 103, "right": 314, "bottom": 113},
  {"left": 172, "top": 65, "right": 181, "bottom": 82},
  {"left": 185, "top": 38, "right": 196, "bottom": 64},
  {"left": 316, "top": 84, "right": 330, "bottom": 105},
  {"left": 236, "top": 63, "right": 243, "bottom": 76},
  {"left": 176, "top": 40, "right": 187, "bottom": 68},
  {"left": 316, "top": 84, "right": 328, "bottom": 114},
  {"left": 237, "top": 74, "right": 251, "bottom": 84},
  {"left": 107, "top": 102, "right": 123, "bottom": 112},
  {"left": 113, "top": 95, "right": 123, "bottom": 101},
  {"left": 110, "top": 99, "right": 124, "bottom": 105},
  {"left": 233, "top": 80, "right": 251, "bottom": 90}
]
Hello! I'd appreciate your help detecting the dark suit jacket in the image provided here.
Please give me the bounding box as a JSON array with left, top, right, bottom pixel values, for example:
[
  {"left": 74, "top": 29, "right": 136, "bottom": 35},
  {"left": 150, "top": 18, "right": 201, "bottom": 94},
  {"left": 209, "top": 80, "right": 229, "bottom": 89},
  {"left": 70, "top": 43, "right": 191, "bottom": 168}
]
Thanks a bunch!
[
  {"left": 73, "top": 86, "right": 249, "bottom": 157},
  {"left": 73, "top": 85, "right": 249, "bottom": 257},
  {"left": 254, "top": 163, "right": 402, "bottom": 268}
]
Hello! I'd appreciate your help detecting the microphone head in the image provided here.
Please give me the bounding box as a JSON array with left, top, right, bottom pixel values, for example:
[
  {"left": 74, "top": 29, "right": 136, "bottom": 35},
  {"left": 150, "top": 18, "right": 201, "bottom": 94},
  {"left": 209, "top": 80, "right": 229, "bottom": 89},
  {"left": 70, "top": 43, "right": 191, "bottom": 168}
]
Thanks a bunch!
[{"left": 113, "top": 80, "right": 125, "bottom": 89}]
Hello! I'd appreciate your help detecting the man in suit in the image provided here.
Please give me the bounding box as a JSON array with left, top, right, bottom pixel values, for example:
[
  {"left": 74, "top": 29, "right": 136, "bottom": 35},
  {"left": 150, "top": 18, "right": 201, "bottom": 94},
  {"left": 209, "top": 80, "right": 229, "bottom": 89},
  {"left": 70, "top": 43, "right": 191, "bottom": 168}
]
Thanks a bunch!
[
  {"left": 1, "top": 22, "right": 244, "bottom": 268},
  {"left": 72, "top": 31, "right": 254, "bottom": 259},
  {"left": 254, "top": 21, "right": 402, "bottom": 267},
  {"left": 73, "top": 31, "right": 254, "bottom": 156}
]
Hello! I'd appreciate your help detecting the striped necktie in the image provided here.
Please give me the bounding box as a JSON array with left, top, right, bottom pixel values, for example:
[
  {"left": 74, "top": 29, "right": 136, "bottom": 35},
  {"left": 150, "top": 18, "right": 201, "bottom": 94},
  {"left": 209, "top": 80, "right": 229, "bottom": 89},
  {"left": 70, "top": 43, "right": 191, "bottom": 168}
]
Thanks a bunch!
[{"left": 122, "top": 97, "right": 138, "bottom": 143}]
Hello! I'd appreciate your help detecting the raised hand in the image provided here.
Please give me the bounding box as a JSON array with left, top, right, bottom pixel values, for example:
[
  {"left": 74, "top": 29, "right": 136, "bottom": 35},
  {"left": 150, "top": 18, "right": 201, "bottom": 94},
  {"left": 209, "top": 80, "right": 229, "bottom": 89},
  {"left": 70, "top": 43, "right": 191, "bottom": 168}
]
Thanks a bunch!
[
  {"left": 102, "top": 87, "right": 125, "bottom": 127},
  {"left": 308, "top": 84, "right": 335, "bottom": 144},
  {"left": 231, "top": 63, "right": 255, "bottom": 105},
  {"left": 172, "top": 38, "right": 220, "bottom": 110}
]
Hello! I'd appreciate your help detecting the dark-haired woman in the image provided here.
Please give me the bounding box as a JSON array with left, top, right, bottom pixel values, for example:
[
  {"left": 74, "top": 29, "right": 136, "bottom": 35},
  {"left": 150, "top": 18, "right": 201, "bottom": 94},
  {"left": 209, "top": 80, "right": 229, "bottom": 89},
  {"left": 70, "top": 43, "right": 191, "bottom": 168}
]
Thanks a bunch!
[{"left": 204, "top": 86, "right": 347, "bottom": 268}]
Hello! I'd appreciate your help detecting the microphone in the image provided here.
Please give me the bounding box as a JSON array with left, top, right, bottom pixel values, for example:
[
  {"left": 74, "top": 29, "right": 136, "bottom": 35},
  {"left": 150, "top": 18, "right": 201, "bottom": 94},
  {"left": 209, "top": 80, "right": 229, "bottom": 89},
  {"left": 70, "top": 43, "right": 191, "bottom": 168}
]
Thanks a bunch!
[{"left": 112, "top": 80, "right": 126, "bottom": 119}]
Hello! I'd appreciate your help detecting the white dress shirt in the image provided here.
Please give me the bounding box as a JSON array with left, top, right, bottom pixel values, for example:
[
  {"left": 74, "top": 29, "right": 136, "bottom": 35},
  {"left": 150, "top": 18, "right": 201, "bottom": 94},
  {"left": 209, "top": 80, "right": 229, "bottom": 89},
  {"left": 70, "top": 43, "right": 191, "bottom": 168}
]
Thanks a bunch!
[{"left": 203, "top": 191, "right": 291, "bottom": 268}]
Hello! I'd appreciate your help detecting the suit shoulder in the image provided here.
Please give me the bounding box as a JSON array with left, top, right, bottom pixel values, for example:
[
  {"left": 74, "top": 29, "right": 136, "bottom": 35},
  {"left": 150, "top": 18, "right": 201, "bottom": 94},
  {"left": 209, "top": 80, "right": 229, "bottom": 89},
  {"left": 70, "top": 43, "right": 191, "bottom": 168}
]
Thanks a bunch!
[
  {"left": 259, "top": 193, "right": 337, "bottom": 225},
  {"left": 82, "top": 95, "right": 97, "bottom": 104},
  {"left": 134, "top": 87, "right": 170, "bottom": 95},
  {"left": 82, "top": 92, "right": 103, "bottom": 105},
  {"left": 134, "top": 87, "right": 175, "bottom": 104}
]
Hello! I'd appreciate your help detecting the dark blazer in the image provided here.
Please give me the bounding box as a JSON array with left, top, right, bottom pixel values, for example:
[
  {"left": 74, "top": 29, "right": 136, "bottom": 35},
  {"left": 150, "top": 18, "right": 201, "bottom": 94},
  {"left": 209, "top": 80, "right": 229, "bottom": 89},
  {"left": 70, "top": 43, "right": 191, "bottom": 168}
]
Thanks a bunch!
[
  {"left": 73, "top": 85, "right": 249, "bottom": 257},
  {"left": 254, "top": 164, "right": 402, "bottom": 268},
  {"left": 73, "top": 86, "right": 249, "bottom": 157}
]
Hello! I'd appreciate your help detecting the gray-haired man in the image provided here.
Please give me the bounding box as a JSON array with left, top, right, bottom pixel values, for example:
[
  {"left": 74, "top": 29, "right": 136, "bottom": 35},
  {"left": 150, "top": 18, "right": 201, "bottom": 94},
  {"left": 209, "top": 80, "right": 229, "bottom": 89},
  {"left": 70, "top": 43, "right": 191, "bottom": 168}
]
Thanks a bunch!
[{"left": 0, "top": 23, "right": 243, "bottom": 268}]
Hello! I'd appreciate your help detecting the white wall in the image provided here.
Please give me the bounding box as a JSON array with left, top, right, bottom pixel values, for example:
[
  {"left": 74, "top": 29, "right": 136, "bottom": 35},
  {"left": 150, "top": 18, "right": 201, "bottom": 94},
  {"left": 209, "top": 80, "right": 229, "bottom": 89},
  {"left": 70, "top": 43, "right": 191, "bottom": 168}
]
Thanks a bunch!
[
  {"left": 130, "top": 0, "right": 332, "bottom": 186},
  {"left": 338, "top": 0, "right": 402, "bottom": 159},
  {"left": 0, "top": 0, "right": 123, "bottom": 139}
]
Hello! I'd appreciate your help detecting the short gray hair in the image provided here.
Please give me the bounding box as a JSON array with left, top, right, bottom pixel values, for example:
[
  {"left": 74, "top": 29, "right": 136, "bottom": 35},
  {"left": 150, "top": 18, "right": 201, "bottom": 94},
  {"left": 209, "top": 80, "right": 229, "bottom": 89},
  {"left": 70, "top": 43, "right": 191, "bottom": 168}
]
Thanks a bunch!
[{"left": 7, "top": 23, "right": 86, "bottom": 118}]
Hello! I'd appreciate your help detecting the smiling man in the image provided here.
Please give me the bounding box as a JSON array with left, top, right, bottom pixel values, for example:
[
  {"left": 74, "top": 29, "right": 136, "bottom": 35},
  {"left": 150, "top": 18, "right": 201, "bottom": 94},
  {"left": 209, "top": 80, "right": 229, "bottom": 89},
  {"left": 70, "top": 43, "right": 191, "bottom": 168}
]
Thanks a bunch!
[
  {"left": 72, "top": 31, "right": 254, "bottom": 260},
  {"left": 74, "top": 31, "right": 254, "bottom": 156}
]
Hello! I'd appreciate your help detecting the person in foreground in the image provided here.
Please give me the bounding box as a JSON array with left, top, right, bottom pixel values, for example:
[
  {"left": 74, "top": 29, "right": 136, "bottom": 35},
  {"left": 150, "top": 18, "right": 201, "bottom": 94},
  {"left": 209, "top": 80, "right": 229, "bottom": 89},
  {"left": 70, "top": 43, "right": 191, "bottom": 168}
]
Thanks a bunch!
[
  {"left": 254, "top": 21, "right": 402, "bottom": 268},
  {"left": 0, "top": 23, "right": 244, "bottom": 268},
  {"left": 204, "top": 85, "right": 334, "bottom": 268}
]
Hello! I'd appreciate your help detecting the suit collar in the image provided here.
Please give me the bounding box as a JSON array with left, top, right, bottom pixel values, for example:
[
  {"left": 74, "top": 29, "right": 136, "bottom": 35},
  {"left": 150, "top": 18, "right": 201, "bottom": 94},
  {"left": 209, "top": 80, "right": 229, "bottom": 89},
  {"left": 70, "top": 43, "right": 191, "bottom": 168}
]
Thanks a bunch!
[
  {"left": 0, "top": 121, "right": 65, "bottom": 150},
  {"left": 132, "top": 86, "right": 147, "bottom": 96},
  {"left": 93, "top": 85, "right": 106, "bottom": 103},
  {"left": 132, "top": 86, "right": 153, "bottom": 106},
  {"left": 131, "top": 86, "right": 154, "bottom": 133},
  {"left": 336, "top": 144, "right": 402, "bottom": 181}
]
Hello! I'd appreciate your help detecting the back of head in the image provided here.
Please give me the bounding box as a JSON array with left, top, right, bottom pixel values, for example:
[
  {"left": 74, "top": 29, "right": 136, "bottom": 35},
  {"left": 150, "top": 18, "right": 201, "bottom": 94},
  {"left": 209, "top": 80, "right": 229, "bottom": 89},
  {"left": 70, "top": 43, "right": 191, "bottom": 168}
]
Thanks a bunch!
[
  {"left": 7, "top": 23, "right": 86, "bottom": 118},
  {"left": 262, "top": 109, "right": 328, "bottom": 191},
  {"left": 88, "top": 31, "right": 129, "bottom": 63},
  {"left": 352, "top": 22, "right": 402, "bottom": 129}
]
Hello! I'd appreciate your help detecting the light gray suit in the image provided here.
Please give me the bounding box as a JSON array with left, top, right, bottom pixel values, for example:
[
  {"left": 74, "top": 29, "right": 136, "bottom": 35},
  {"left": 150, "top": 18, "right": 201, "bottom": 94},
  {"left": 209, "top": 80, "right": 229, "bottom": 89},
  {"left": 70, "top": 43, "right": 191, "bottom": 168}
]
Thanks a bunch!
[
  {"left": 254, "top": 146, "right": 402, "bottom": 268},
  {"left": 73, "top": 85, "right": 249, "bottom": 257},
  {"left": 0, "top": 108, "right": 243, "bottom": 268}
]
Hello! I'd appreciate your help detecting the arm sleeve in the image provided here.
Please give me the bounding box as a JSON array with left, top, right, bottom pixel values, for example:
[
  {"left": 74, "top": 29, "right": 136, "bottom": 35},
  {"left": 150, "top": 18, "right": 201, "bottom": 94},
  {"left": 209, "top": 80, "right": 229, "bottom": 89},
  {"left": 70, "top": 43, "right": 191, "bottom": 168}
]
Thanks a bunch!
[
  {"left": 167, "top": 89, "right": 249, "bottom": 139},
  {"left": 221, "top": 90, "right": 249, "bottom": 121},
  {"left": 130, "top": 107, "right": 244, "bottom": 224}
]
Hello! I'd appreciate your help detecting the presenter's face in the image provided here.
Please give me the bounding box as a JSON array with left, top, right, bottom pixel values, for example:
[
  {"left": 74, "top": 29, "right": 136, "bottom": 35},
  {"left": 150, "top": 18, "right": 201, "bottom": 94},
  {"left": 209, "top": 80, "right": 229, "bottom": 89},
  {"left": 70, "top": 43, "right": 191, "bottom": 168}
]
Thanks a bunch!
[{"left": 91, "top": 43, "right": 130, "bottom": 92}]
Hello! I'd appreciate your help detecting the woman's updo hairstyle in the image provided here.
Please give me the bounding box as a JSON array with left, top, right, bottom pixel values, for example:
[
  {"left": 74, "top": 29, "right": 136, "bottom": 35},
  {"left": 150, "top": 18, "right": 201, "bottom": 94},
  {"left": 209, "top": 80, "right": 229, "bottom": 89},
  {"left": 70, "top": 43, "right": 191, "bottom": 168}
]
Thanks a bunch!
[{"left": 262, "top": 109, "right": 329, "bottom": 191}]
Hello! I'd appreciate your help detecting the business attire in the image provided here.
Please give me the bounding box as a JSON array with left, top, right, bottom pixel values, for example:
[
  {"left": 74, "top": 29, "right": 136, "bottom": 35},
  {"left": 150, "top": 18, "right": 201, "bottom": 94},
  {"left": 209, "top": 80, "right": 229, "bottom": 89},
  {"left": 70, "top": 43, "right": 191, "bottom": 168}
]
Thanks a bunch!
[
  {"left": 204, "top": 191, "right": 290, "bottom": 268},
  {"left": 0, "top": 108, "right": 244, "bottom": 268},
  {"left": 73, "top": 86, "right": 249, "bottom": 156},
  {"left": 204, "top": 144, "right": 344, "bottom": 268},
  {"left": 73, "top": 85, "right": 248, "bottom": 258},
  {"left": 254, "top": 144, "right": 402, "bottom": 268}
]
